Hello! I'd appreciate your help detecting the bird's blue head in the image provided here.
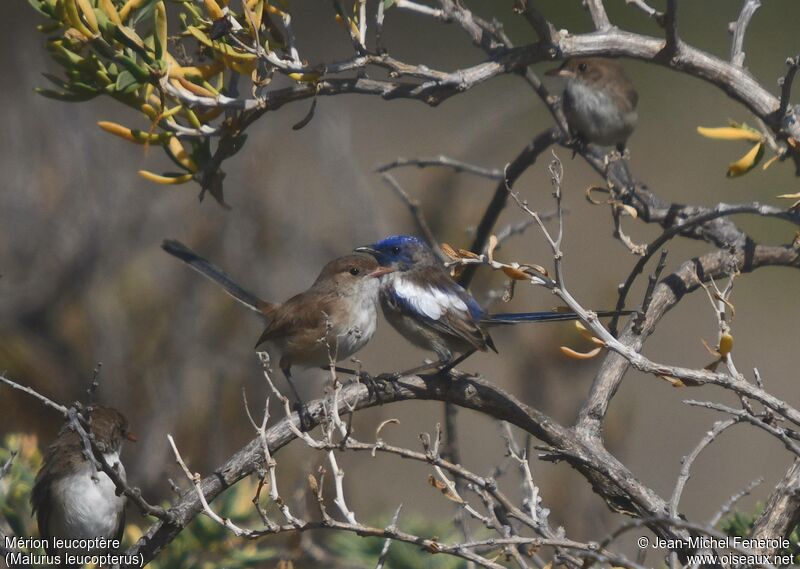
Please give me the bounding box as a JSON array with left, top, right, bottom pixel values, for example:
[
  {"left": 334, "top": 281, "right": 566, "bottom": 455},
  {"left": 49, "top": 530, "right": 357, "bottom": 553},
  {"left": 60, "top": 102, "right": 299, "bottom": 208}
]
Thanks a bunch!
[{"left": 355, "top": 235, "right": 433, "bottom": 271}]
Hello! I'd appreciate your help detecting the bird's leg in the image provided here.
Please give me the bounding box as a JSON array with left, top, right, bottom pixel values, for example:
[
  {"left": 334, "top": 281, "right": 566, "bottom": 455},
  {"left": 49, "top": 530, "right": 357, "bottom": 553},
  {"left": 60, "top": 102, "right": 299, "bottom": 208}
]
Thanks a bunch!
[
  {"left": 379, "top": 359, "right": 442, "bottom": 381},
  {"left": 282, "top": 367, "right": 312, "bottom": 432},
  {"left": 569, "top": 133, "right": 588, "bottom": 158},
  {"left": 607, "top": 144, "right": 628, "bottom": 165},
  {"left": 438, "top": 349, "right": 477, "bottom": 376}
]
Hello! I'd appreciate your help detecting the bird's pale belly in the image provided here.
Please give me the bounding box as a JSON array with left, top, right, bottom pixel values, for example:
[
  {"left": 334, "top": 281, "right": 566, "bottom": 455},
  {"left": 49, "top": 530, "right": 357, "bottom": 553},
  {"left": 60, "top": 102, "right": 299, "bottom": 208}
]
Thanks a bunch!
[
  {"left": 564, "top": 81, "right": 636, "bottom": 146},
  {"left": 49, "top": 458, "right": 126, "bottom": 540}
]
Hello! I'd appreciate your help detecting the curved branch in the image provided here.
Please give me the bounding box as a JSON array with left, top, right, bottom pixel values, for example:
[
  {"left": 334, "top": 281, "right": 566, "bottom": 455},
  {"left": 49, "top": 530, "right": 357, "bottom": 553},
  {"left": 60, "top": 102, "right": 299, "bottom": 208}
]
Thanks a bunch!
[
  {"left": 577, "top": 243, "right": 800, "bottom": 437},
  {"left": 610, "top": 202, "right": 800, "bottom": 334},
  {"left": 122, "top": 371, "right": 682, "bottom": 568}
]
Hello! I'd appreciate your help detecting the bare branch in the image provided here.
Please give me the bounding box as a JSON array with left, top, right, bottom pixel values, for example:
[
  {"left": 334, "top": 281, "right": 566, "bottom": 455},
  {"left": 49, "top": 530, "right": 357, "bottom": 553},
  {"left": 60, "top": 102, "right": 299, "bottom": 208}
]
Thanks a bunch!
[
  {"left": 669, "top": 418, "right": 740, "bottom": 519},
  {"left": 779, "top": 55, "right": 800, "bottom": 118},
  {"left": 375, "top": 505, "right": 402, "bottom": 569},
  {"left": 577, "top": 243, "right": 800, "bottom": 437},
  {"left": 708, "top": 477, "right": 763, "bottom": 527},
  {"left": 750, "top": 460, "right": 800, "bottom": 556},
  {"left": 375, "top": 156, "right": 503, "bottom": 181},
  {"left": 684, "top": 400, "right": 800, "bottom": 456},
  {"left": 631, "top": 249, "right": 667, "bottom": 335},
  {"left": 458, "top": 128, "right": 559, "bottom": 287},
  {"left": 583, "top": 0, "right": 612, "bottom": 30},
  {"left": 729, "top": 0, "right": 762, "bottom": 67},
  {"left": 610, "top": 201, "right": 800, "bottom": 335},
  {"left": 0, "top": 374, "right": 68, "bottom": 416},
  {"left": 625, "top": 0, "right": 663, "bottom": 20},
  {"left": 379, "top": 172, "right": 445, "bottom": 262},
  {"left": 662, "top": 0, "right": 679, "bottom": 55},
  {"left": 515, "top": 0, "right": 558, "bottom": 45}
]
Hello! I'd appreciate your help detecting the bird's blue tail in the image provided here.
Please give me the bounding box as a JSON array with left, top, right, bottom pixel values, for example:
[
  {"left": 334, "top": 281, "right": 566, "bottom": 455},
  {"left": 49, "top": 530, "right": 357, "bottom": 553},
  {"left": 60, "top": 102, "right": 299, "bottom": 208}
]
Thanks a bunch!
[{"left": 485, "top": 310, "right": 631, "bottom": 325}]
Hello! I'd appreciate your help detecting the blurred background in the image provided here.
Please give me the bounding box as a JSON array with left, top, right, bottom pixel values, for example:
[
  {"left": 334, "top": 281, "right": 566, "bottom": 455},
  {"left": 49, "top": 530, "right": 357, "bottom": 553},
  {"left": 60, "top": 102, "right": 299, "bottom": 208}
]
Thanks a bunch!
[{"left": 1, "top": 0, "right": 799, "bottom": 562}]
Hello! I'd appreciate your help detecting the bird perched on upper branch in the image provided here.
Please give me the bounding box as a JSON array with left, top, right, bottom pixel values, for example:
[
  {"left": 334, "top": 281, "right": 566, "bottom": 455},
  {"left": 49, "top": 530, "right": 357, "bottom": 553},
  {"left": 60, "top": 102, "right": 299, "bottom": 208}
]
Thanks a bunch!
[
  {"left": 356, "top": 235, "right": 626, "bottom": 374},
  {"left": 161, "top": 240, "right": 389, "bottom": 412},
  {"left": 547, "top": 57, "right": 638, "bottom": 152},
  {"left": 32, "top": 406, "right": 135, "bottom": 567}
]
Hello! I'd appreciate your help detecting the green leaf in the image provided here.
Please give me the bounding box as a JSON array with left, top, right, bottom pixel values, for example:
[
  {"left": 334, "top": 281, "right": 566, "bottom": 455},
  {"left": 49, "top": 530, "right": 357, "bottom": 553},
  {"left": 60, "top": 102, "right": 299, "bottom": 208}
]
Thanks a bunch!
[
  {"left": 113, "top": 24, "right": 154, "bottom": 62},
  {"left": 115, "top": 53, "right": 151, "bottom": 82},
  {"left": 48, "top": 43, "right": 85, "bottom": 66},
  {"left": 114, "top": 69, "right": 140, "bottom": 93},
  {"left": 128, "top": 0, "right": 159, "bottom": 27},
  {"left": 27, "top": 0, "right": 52, "bottom": 18}
]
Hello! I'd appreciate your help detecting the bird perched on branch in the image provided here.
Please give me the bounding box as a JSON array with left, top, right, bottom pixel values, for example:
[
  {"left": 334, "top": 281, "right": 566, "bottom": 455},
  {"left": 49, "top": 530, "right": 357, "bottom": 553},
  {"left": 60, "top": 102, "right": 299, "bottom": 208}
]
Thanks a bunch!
[
  {"left": 356, "top": 235, "right": 626, "bottom": 374},
  {"left": 161, "top": 240, "right": 389, "bottom": 413},
  {"left": 32, "top": 406, "right": 135, "bottom": 567},
  {"left": 547, "top": 57, "right": 638, "bottom": 152}
]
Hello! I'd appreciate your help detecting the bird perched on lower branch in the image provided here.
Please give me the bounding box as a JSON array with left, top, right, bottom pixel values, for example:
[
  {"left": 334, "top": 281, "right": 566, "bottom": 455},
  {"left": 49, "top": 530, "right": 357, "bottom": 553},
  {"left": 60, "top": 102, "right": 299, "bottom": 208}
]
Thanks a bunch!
[
  {"left": 356, "top": 235, "right": 628, "bottom": 374},
  {"left": 161, "top": 240, "right": 390, "bottom": 422},
  {"left": 32, "top": 406, "right": 135, "bottom": 568},
  {"left": 546, "top": 57, "right": 638, "bottom": 152}
]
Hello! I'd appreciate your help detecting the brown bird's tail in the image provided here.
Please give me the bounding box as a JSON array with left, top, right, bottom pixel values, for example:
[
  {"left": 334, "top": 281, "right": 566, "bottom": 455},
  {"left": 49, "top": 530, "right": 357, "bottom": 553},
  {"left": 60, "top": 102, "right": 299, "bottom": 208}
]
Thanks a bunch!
[{"left": 161, "top": 239, "right": 274, "bottom": 316}]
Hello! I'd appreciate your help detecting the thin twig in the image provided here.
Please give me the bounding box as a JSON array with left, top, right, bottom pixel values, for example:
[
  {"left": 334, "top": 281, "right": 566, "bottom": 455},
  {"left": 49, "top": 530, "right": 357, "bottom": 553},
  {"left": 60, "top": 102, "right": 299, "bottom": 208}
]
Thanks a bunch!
[
  {"left": 379, "top": 172, "right": 445, "bottom": 262},
  {"left": 669, "top": 417, "right": 740, "bottom": 519},
  {"left": 729, "top": 0, "right": 761, "bottom": 67},
  {"left": 610, "top": 202, "right": 800, "bottom": 334},
  {"left": 375, "top": 505, "right": 402, "bottom": 569},
  {"left": 375, "top": 156, "right": 503, "bottom": 180},
  {"left": 459, "top": 128, "right": 559, "bottom": 287},
  {"left": 626, "top": 0, "right": 662, "bottom": 19},
  {"left": 778, "top": 55, "right": 800, "bottom": 118},
  {"left": 708, "top": 477, "right": 763, "bottom": 527},
  {"left": 685, "top": 400, "right": 800, "bottom": 456},
  {"left": 631, "top": 249, "right": 667, "bottom": 335}
]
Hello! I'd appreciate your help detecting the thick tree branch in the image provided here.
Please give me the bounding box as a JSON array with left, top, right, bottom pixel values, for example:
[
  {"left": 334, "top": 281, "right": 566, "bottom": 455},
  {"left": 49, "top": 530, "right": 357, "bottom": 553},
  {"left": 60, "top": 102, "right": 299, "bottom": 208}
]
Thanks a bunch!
[
  {"left": 120, "top": 371, "right": 689, "bottom": 568},
  {"left": 750, "top": 460, "right": 800, "bottom": 555}
]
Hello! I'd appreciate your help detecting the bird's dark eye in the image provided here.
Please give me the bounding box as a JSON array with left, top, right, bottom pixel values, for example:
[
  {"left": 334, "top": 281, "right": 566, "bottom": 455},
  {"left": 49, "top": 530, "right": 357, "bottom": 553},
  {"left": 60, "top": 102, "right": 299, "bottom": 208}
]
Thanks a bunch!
[
  {"left": 349, "top": 267, "right": 360, "bottom": 276},
  {"left": 578, "top": 62, "right": 587, "bottom": 72},
  {"left": 390, "top": 246, "right": 401, "bottom": 254}
]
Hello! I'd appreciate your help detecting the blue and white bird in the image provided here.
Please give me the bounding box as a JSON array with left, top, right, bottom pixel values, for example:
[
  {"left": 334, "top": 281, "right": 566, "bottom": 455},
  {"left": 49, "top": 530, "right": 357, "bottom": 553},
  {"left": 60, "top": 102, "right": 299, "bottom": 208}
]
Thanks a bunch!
[{"left": 355, "top": 235, "right": 620, "bottom": 371}]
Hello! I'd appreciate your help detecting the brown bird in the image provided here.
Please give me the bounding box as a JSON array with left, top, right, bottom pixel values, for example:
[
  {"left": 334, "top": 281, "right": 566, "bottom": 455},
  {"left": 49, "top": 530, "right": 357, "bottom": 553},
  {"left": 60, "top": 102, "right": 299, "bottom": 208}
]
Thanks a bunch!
[
  {"left": 31, "top": 406, "right": 135, "bottom": 567},
  {"left": 547, "top": 57, "right": 638, "bottom": 151},
  {"left": 161, "top": 240, "right": 390, "bottom": 409}
]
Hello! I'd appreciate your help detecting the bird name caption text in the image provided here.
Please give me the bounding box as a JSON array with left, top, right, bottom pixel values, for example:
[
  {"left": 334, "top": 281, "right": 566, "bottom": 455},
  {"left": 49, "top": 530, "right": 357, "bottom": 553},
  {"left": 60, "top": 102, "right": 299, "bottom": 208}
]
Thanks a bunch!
[{"left": 4, "top": 536, "right": 144, "bottom": 567}]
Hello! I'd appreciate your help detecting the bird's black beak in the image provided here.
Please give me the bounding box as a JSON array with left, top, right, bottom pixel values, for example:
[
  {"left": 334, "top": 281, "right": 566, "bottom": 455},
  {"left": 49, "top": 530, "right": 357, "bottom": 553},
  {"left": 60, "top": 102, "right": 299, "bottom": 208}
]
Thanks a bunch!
[{"left": 354, "top": 246, "right": 378, "bottom": 256}]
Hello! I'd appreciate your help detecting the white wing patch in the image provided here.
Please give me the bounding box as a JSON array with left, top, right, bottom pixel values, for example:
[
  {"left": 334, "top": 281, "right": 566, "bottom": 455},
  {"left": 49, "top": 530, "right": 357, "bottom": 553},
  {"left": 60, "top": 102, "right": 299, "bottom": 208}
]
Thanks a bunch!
[{"left": 390, "top": 276, "right": 468, "bottom": 321}]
